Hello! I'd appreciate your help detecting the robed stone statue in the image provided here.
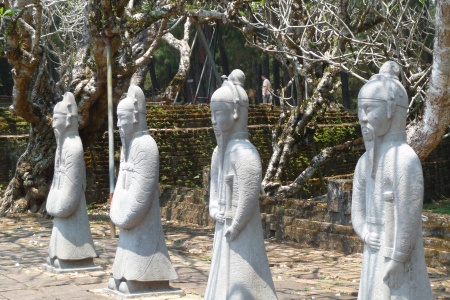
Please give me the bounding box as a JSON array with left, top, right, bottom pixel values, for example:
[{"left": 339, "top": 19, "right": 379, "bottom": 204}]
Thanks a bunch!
[
  {"left": 108, "top": 85, "right": 179, "bottom": 296},
  {"left": 351, "top": 61, "right": 433, "bottom": 299},
  {"left": 45, "top": 92, "right": 100, "bottom": 273},
  {"left": 205, "top": 70, "right": 278, "bottom": 300}
]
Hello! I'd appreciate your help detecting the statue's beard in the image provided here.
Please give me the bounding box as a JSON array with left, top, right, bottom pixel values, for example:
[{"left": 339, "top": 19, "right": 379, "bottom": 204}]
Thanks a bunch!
[{"left": 362, "top": 124, "right": 377, "bottom": 178}]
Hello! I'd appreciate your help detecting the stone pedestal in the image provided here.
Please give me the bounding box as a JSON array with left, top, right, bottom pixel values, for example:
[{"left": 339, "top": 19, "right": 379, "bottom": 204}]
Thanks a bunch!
[
  {"left": 101, "top": 289, "right": 184, "bottom": 299},
  {"left": 43, "top": 257, "right": 102, "bottom": 274},
  {"left": 327, "top": 178, "right": 352, "bottom": 225}
]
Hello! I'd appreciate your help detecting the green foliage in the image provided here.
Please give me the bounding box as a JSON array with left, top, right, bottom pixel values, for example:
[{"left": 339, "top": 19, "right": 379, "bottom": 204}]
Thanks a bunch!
[
  {"left": 145, "top": 39, "right": 181, "bottom": 91},
  {"left": 313, "top": 126, "right": 357, "bottom": 147},
  {"left": 423, "top": 200, "right": 450, "bottom": 215},
  {"left": 0, "top": 7, "right": 20, "bottom": 17}
]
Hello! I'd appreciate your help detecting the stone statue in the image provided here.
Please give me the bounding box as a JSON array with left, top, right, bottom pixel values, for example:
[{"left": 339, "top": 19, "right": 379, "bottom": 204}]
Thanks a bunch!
[
  {"left": 45, "top": 92, "right": 100, "bottom": 273},
  {"left": 205, "top": 70, "right": 278, "bottom": 300},
  {"left": 351, "top": 61, "right": 433, "bottom": 299},
  {"left": 108, "top": 85, "right": 179, "bottom": 296}
]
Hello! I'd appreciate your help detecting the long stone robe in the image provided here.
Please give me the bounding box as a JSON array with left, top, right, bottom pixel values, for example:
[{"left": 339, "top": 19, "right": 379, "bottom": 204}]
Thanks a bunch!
[
  {"left": 351, "top": 134, "right": 432, "bottom": 299},
  {"left": 110, "top": 131, "right": 177, "bottom": 281},
  {"left": 46, "top": 135, "right": 97, "bottom": 260},
  {"left": 205, "top": 137, "right": 277, "bottom": 300}
]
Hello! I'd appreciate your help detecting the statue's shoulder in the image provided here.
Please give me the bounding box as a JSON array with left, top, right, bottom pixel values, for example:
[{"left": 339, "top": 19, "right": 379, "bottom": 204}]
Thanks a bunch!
[
  {"left": 356, "top": 152, "right": 368, "bottom": 167},
  {"left": 389, "top": 143, "right": 420, "bottom": 164},
  {"left": 229, "top": 139, "right": 256, "bottom": 152},
  {"left": 228, "top": 139, "right": 259, "bottom": 159},
  {"left": 63, "top": 135, "right": 83, "bottom": 153},
  {"left": 132, "top": 133, "right": 157, "bottom": 150}
]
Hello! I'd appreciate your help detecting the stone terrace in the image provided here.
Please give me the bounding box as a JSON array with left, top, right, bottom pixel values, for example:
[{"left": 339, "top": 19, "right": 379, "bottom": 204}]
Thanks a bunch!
[{"left": 1, "top": 213, "right": 450, "bottom": 300}]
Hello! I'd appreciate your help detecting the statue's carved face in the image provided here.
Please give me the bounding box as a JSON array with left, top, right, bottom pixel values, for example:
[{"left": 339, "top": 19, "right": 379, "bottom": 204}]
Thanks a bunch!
[
  {"left": 117, "top": 109, "right": 135, "bottom": 136},
  {"left": 52, "top": 113, "right": 67, "bottom": 133},
  {"left": 358, "top": 99, "right": 391, "bottom": 140},
  {"left": 211, "top": 101, "right": 234, "bottom": 136}
]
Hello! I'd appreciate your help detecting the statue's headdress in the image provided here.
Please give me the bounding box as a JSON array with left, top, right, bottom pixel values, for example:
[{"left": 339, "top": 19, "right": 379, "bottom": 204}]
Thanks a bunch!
[
  {"left": 358, "top": 61, "right": 409, "bottom": 118},
  {"left": 211, "top": 69, "right": 249, "bottom": 110},
  {"left": 53, "top": 92, "right": 78, "bottom": 117},
  {"left": 117, "top": 85, "right": 146, "bottom": 123}
]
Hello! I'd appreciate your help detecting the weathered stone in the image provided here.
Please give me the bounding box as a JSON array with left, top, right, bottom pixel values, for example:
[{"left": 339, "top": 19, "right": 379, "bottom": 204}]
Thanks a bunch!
[
  {"left": 45, "top": 92, "right": 100, "bottom": 273},
  {"left": 108, "top": 85, "right": 180, "bottom": 296},
  {"left": 351, "top": 61, "right": 433, "bottom": 299},
  {"left": 205, "top": 70, "right": 277, "bottom": 299}
]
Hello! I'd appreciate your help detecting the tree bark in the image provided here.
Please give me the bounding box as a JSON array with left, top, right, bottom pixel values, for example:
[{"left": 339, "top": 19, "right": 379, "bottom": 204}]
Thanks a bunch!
[
  {"left": 149, "top": 58, "right": 161, "bottom": 92},
  {"left": 217, "top": 24, "right": 230, "bottom": 76},
  {"left": 0, "top": 0, "right": 168, "bottom": 213},
  {"left": 407, "top": 0, "right": 450, "bottom": 161},
  {"left": 273, "top": 58, "right": 280, "bottom": 105},
  {"left": 341, "top": 71, "right": 351, "bottom": 109}
]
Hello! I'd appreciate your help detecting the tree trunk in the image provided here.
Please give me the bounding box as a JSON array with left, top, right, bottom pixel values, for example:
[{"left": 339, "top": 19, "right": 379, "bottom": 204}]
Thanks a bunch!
[
  {"left": 0, "top": 58, "right": 13, "bottom": 96},
  {"left": 257, "top": 62, "right": 263, "bottom": 103},
  {"left": 262, "top": 66, "right": 340, "bottom": 196},
  {"left": 273, "top": 58, "right": 280, "bottom": 105},
  {"left": 262, "top": 54, "right": 270, "bottom": 77},
  {"left": 341, "top": 71, "right": 351, "bottom": 109},
  {"left": 149, "top": 58, "right": 161, "bottom": 92},
  {"left": 0, "top": 0, "right": 167, "bottom": 213},
  {"left": 0, "top": 123, "right": 55, "bottom": 213},
  {"left": 407, "top": 0, "right": 450, "bottom": 161},
  {"left": 217, "top": 24, "right": 230, "bottom": 76}
]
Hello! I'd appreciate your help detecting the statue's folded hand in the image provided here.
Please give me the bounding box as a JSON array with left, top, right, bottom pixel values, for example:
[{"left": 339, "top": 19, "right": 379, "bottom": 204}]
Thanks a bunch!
[
  {"left": 214, "top": 211, "right": 225, "bottom": 224},
  {"left": 225, "top": 225, "right": 240, "bottom": 241},
  {"left": 383, "top": 259, "right": 404, "bottom": 289},
  {"left": 364, "top": 232, "right": 381, "bottom": 251}
]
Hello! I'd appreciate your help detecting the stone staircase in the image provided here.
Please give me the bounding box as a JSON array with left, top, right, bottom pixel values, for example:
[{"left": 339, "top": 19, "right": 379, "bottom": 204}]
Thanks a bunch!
[
  {"left": 159, "top": 184, "right": 450, "bottom": 273},
  {"left": 259, "top": 181, "right": 450, "bottom": 273}
]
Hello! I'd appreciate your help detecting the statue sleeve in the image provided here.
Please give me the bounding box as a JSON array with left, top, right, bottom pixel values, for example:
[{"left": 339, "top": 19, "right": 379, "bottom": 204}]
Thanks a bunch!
[
  {"left": 351, "top": 156, "right": 369, "bottom": 241},
  {"left": 110, "top": 137, "right": 158, "bottom": 229},
  {"left": 209, "top": 147, "right": 220, "bottom": 219},
  {"left": 231, "top": 146, "right": 262, "bottom": 232},
  {"left": 383, "top": 152, "right": 424, "bottom": 263},
  {"left": 46, "top": 143, "right": 84, "bottom": 218}
]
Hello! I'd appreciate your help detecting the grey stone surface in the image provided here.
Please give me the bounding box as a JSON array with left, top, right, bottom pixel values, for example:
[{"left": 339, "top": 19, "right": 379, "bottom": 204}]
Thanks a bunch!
[
  {"left": 45, "top": 92, "right": 99, "bottom": 273},
  {"left": 3, "top": 214, "right": 450, "bottom": 299},
  {"left": 205, "top": 70, "right": 278, "bottom": 299},
  {"left": 109, "top": 85, "right": 178, "bottom": 295},
  {"left": 351, "top": 61, "right": 433, "bottom": 299}
]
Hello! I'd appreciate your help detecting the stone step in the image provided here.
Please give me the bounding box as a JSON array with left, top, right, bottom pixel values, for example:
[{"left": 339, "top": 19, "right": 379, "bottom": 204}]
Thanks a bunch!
[{"left": 261, "top": 214, "right": 450, "bottom": 272}]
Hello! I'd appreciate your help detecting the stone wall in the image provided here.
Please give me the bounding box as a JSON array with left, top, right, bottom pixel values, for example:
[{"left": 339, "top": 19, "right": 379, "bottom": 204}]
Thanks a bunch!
[
  {"left": 159, "top": 182, "right": 450, "bottom": 272},
  {"left": 0, "top": 108, "right": 29, "bottom": 190},
  {"left": 1, "top": 104, "right": 450, "bottom": 204},
  {"left": 84, "top": 104, "right": 360, "bottom": 204}
]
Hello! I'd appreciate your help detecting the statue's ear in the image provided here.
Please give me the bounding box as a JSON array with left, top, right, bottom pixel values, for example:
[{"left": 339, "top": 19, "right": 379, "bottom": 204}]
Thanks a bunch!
[
  {"left": 387, "top": 91, "right": 396, "bottom": 119},
  {"left": 233, "top": 103, "right": 238, "bottom": 120},
  {"left": 133, "top": 110, "right": 139, "bottom": 123},
  {"left": 65, "top": 114, "right": 72, "bottom": 127}
]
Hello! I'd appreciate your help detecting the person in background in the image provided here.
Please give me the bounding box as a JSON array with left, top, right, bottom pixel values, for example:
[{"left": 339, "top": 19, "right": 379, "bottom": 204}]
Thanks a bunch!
[{"left": 261, "top": 74, "right": 272, "bottom": 104}]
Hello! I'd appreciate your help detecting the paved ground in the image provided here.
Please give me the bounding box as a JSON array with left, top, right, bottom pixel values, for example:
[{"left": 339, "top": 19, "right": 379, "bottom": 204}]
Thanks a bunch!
[{"left": 1, "top": 213, "right": 450, "bottom": 300}]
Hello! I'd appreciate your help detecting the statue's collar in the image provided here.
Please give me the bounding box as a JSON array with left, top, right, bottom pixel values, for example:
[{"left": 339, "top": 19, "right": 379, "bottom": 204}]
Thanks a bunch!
[
  {"left": 229, "top": 131, "right": 249, "bottom": 140},
  {"left": 382, "top": 131, "right": 406, "bottom": 143},
  {"left": 127, "top": 130, "right": 147, "bottom": 140}
]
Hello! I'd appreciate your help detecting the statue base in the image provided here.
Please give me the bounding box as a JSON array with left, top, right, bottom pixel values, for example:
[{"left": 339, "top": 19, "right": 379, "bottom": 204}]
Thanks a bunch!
[
  {"left": 42, "top": 257, "right": 102, "bottom": 274},
  {"left": 93, "top": 286, "right": 184, "bottom": 299},
  {"left": 94, "top": 279, "right": 184, "bottom": 298}
]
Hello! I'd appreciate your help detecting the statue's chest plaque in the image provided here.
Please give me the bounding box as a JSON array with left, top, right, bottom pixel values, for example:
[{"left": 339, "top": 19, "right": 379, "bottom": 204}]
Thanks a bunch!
[{"left": 121, "top": 162, "right": 135, "bottom": 190}]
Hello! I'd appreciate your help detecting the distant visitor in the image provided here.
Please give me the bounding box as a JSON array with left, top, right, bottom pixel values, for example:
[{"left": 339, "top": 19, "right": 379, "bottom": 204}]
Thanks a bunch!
[
  {"left": 351, "top": 61, "right": 433, "bottom": 299},
  {"left": 108, "top": 85, "right": 181, "bottom": 296},
  {"left": 205, "top": 69, "right": 278, "bottom": 299},
  {"left": 261, "top": 74, "right": 272, "bottom": 104},
  {"left": 45, "top": 92, "right": 100, "bottom": 273}
]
